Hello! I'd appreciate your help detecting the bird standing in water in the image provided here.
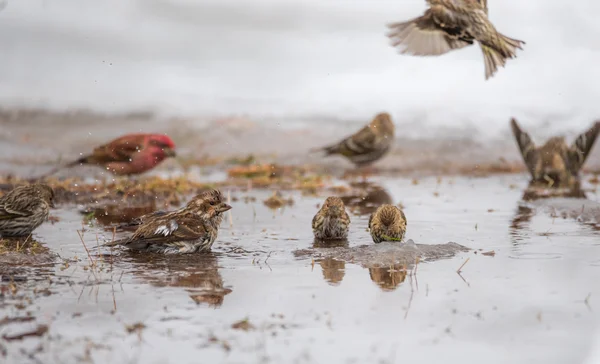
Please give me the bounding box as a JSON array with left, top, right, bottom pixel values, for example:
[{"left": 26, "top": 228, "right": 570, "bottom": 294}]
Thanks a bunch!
[
  {"left": 0, "top": 184, "right": 55, "bottom": 237},
  {"left": 43, "top": 133, "right": 177, "bottom": 177},
  {"left": 510, "top": 118, "right": 600, "bottom": 188},
  {"left": 312, "top": 196, "right": 351, "bottom": 241},
  {"left": 104, "top": 189, "right": 231, "bottom": 254},
  {"left": 386, "top": 0, "right": 525, "bottom": 80},
  {"left": 312, "top": 112, "right": 395, "bottom": 168},
  {"left": 368, "top": 204, "right": 407, "bottom": 244}
]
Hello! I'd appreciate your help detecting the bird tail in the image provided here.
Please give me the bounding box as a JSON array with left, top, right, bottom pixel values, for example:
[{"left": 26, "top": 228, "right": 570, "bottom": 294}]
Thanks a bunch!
[
  {"left": 102, "top": 237, "right": 128, "bottom": 248},
  {"left": 309, "top": 143, "right": 340, "bottom": 156},
  {"left": 35, "top": 157, "right": 87, "bottom": 180},
  {"left": 480, "top": 33, "right": 525, "bottom": 80}
]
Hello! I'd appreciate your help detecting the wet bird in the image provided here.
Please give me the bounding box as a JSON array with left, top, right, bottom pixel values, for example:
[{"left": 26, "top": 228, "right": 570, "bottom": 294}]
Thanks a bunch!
[
  {"left": 368, "top": 204, "right": 407, "bottom": 244},
  {"left": 43, "top": 133, "right": 177, "bottom": 177},
  {"left": 511, "top": 118, "right": 600, "bottom": 188},
  {"left": 312, "top": 196, "right": 351, "bottom": 241},
  {"left": 104, "top": 189, "right": 232, "bottom": 254},
  {"left": 312, "top": 113, "right": 395, "bottom": 168},
  {"left": 386, "top": 0, "right": 525, "bottom": 80},
  {"left": 0, "top": 184, "right": 55, "bottom": 237}
]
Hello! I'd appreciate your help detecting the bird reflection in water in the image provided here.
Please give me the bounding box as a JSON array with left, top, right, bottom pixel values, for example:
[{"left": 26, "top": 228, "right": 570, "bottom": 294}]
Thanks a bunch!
[
  {"left": 318, "top": 258, "right": 346, "bottom": 286},
  {"left": 368, "top": 264, "right": 407, "bottom": 292},
  {"left": 312, "top": 239, "right": 347, "bottom": 286},
  {"left": 340, "top": 182, "right": 393, "bottom": 216},
  {"left": 122, "top": 253, "right": 231, "bottom": 307}
]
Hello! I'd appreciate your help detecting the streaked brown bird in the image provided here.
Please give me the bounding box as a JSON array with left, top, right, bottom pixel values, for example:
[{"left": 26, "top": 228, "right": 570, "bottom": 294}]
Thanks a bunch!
[
  {"left": 312, "top": 196, "right": 351, "bottom": 241},
  {"left": 386, "top": 0, "right": 525, "bottom": 80},
  {"left": 312, "top": 113, "right": 395, "bottom": 167},
  {"left": 44, "top": 133, "right": 177, "bottom": 177},
  {"left": 368, "top": 204, "right": 407, "bottom": 244},
  {"left": 104, "top": 189, "right": 231, "bottom": 254},
  {"left": 511, "top": 118, "right": 600, "bottom": 188},
  {"left": 0, "top": 184, "right": 55, "bottom": 237}
]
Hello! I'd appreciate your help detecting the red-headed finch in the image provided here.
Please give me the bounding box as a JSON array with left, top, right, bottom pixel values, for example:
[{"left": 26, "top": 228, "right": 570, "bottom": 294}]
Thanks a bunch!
[
  {"left": 312, "top": 113, "right": 395, "bottom": 167},
  {"left": 511, "top": 118, "right": 600, "bottom": 188},
  {"left": 0, "top": 184, "right": 55, "bottom": 237},
  {"left": 386, "top": 0, "right": 525, "bottom": 80},
  {"left": 45, "top": 133, "right": 176, "bottom": 176},
  {"left": 104, "top": 189, "right": 231, "bottom": 254},
  {"left": 368, "top": 204, "right": 407, "bottom": 244},
  {"left": 312, "top": 196, "right": 351, "bottom": 241}
]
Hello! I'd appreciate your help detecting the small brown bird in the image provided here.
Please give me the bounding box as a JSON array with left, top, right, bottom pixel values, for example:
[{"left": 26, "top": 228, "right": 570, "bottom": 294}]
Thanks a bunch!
[
  {"left": 386, "top": 0, "right": 525, "bottom": 80},
  {"left": 44, "top": 133, "right": 177, "bottom": 177},
  {"left": 368, "top": 204, "right": 407, "bottom": 244},
  {"left": 511, "top": 118, "right": 600, "bottom": 188},
  {"left": 312, "top": 196, "right": 351, "bottom": 240},
  {"left": 312, "top": 113, "right": 395, "bottom": 167},
  {"left": 0, "top": 184, "right": 55, "bottom": 237},
  {"left": 104, "top": 189, "right": 231, "bottom": 254}
]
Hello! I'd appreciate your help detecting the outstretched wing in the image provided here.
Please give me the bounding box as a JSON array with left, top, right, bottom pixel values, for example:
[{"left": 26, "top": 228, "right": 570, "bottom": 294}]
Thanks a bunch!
[
  {"left": 510, "top": 118, "right": 538, "bottom": 177},
  {"left": 567, "top": 121, "right": 600, "bottom": 173},
  {"left": 387, "top": 9, "right": 474, "bottom": 57}
]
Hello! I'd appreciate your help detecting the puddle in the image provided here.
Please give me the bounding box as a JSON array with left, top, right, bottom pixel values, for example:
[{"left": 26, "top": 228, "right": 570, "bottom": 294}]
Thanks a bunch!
[{"left": 1, "top": 175, "right": 600, "bottom": 364}]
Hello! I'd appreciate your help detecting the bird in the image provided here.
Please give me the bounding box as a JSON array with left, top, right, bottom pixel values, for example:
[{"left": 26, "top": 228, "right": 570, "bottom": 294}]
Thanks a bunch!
[
  {"left": 103, "top": 189, "right": 232, "bottom": 254},
  {"left": 312, "top": 196, "right": 351, "bottom": 241},
  {"left": 368, "top": 204, "right": 407, "bottom": 244},
  {"left": 312, "top": 112, "right": 395, "bottom": 168},
  {"left": 510, "top": 118, "right": 600, "bottom": 188},
  {"left": 42, "top": 133, "right": 177, "bottom": 177},
  {"left": 386, "top": 0, "right": 525, "bottom": 80},
  {"left": 0, "top": 184, "right": 55, "bottom": 237}
]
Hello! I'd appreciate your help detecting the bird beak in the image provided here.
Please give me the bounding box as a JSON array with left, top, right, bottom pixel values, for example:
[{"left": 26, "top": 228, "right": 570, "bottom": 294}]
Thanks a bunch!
[
  {"left": 217, "top": 203, "right": 232, "bottom": 213},
  {"left": 163, "top": 148, "right": 177, "bottom": 158}
]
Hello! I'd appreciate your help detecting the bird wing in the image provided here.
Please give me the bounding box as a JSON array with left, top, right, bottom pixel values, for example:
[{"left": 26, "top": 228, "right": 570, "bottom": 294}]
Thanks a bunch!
[
  {"left": 567, "top": 121, "right": 600, "bottom": 173},
  {"left": 125, "top": 215, "right": 208, "bottom": 247},
  {"left": 510, "top": 118, "right": 537, "bottom": 177},
  {"left": 478, "top": 0, "right": 488, "bottom": 15},
  {"left": 0, "top": 194, "right": 34, "bottom": 220},
  {"left": 88, "top": 139, "right": 144, "bottom": 164},
  {"left": 387, "top": 8, "right": 474, "bottom": 56}
]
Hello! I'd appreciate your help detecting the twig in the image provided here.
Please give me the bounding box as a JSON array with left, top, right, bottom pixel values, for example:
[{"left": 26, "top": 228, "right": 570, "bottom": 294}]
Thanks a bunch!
[
  {"left": 228, "top": 190, "right": 233, "bottom": 228},
  {"left": 456, "top": 257, "right": 470, "bottom": 273},
  {"left": 76, "top": 230, "right": 95, "bottom": 266}
]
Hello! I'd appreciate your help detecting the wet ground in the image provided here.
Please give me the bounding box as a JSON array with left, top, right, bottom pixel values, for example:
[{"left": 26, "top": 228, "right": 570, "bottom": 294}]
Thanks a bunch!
[{"left": 1, "top": 173, "right": 600, "bottom": 364}]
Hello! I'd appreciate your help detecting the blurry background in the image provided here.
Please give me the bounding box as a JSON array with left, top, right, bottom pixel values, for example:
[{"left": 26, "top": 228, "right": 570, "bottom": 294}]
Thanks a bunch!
[{"left": 1, "top": 0, "right": 599, "bottom": 174}]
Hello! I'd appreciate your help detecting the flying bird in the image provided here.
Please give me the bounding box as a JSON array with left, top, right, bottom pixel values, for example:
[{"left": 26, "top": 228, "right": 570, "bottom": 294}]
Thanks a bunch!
[
  {"left": 510, "top": 118, "right": 600, "bottom": 188},
  {"left": 103, "top": 189, "right": 231, "bottom": 254},
  {"left": 312, "top": 113, "right": 395, "bottom": 168},
  {"left": 43, "top": 133, "right": 176, "bottom": 177},
  {"left": 312, "top": 196, "right": 351, "bottom": 241},
  {"left": 368, "top": 204, "right": 407, "bottom": 244},
  {"left": 386, "top": 0, "right": 525, "bottom": 80},
  {"left": 0, "top": 184, "right": 55, "bottom": 237}
]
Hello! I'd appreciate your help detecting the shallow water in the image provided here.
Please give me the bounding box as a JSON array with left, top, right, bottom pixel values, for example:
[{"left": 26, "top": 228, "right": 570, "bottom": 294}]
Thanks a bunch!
[{"left": 1, "top": 174, "right": 600, "bottom": 363}]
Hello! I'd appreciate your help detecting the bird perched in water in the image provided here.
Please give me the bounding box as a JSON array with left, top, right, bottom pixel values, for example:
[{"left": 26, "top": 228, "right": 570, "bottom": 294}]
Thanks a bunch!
[
  {"left": 312, "top": 113, "right": 395, "bottom": 168},
  {"left": 0, "top": 184, "right": 55, "bottom": 237},
  {"left": 104, "top": 189, "right": 231, "bottom": 254},
  {"left": 43, "top": 133, "right": 177, "bottom": 177},
  {"left": 312, "top": 196, "right": 351, "bottom": 241},
  {"left": 386, "top": 0, "right": 525, "bottom": 80},
  {"left": 510, "top": 118, "right": 600, "bottom": 188},
  {"left": 368, "top": 204, "right": 407, "bottom": 244}
]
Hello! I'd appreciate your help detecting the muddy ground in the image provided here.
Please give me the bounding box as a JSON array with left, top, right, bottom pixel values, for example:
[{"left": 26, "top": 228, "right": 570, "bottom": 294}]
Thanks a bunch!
[{"left": 1, "top": 171, "right": 599, "bottom": 364}]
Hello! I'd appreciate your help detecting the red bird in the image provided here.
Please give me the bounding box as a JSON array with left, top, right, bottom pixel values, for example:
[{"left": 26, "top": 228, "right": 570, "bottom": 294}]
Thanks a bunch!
[{"left": 44, "top": 134, "right": 177, "bottom": 177}]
